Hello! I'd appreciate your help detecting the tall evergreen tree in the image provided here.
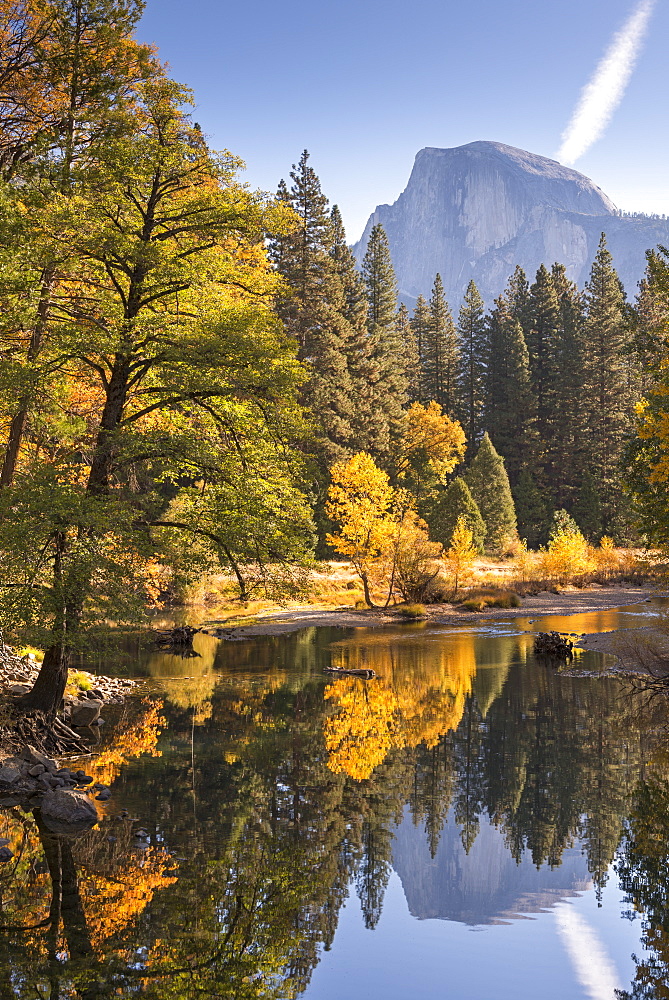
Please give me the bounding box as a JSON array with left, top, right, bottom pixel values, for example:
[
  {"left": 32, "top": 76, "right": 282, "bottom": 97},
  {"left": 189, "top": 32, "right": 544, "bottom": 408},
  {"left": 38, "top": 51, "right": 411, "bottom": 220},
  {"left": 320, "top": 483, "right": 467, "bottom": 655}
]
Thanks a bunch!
[
  {"left": 329, "top": 205, "right": 388, "bottom": 459},
  {"left": 506, "top": 265, "right": 533, "bottom": 340},
  {"left": 464, "top": 433, "right": 517, "bottom": 554},
  {"left": 422, "top": 273, "right": 460, "bottom": 417},
  {"left": 581, "top": 234, "right": 636, "bottom": 537},
  {"left": 411, "top": 294, "right": 431, "bottom": 401},
  {"left": 426, "top": 476, "right": 486, "bottom": 552},
  {"left": 457, "top": 280, "right": 487, "bottom": 460},
  {"left": 270, "top": 155, "right": 354, "bottom": 463},
  {"left": 547, "top": 263, "right": 587, "bottom": 512},
  {"left": 528, "top": 264, "right": 560, "bottom": 441},
  {"left": 396, "top": 301, "right": 421, "bottom": 401},
  {"left": 362, "top": 224, "right": 408, "bottom": 452},
  {"left": 485, "top": 294, "right": 538, "bottom": 487}
]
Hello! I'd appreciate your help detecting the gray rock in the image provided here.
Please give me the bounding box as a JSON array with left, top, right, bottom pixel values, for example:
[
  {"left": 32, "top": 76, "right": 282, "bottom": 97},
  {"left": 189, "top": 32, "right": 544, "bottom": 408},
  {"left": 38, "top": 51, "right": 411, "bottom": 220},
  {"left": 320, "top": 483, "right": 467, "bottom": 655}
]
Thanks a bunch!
[
  {"left": 70, "top": 700, "right": 102, "bottom": 727},
  {"left": 9, "top": 683, "right": 31, "bottom": 696},
  {"left": 353, "top": 140, "right": 669, "bottom": 310},
  {"left": 0, "top": 766, "right": 21, "bottom": 784},
  {"left": 22, "top": 746, "right": 57, "bottom": 773},
  {"left": 28, "top": 764, "right": 46, "bottom": 776},
  {"left": 40, "top": 789, "right": 98, "bottom": 833},
  {"left": 0, "top": 846, "right": 13, "bottom": 862}
]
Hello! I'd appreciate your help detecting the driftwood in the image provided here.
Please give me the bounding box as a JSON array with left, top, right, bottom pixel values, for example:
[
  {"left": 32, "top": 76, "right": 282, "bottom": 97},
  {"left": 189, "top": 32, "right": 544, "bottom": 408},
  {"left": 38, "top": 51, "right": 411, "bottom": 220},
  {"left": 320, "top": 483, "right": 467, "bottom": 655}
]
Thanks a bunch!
[
  {"left": 153, "top": 626, "right": 199, "bottom": 648},
  {"left": 324, "top": 667, "right": 376, "bottom": 680},
  {"left": 534, "top": 631, "right": 574, "bottom": 661}
]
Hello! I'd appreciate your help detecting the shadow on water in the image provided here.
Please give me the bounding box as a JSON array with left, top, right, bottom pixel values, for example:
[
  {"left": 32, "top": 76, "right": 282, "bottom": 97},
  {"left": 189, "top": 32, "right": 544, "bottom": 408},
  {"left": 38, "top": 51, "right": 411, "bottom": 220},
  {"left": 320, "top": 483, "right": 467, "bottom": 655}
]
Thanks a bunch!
[{"left": 1, "top": 599, "right": 668, "bottom": 997}]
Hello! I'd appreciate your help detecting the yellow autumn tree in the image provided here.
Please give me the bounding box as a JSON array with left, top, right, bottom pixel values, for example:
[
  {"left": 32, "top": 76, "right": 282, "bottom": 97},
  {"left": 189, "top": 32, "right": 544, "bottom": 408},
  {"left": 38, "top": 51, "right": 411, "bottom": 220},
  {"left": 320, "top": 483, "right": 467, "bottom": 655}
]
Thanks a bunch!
[
  {"left": 444, "top": 516, "right": 477, "bottom": 595},
  {"left": 326, "top": 452, "right": 394, "bottom": 606},
  {"left": 398, "top": 400, "right": 466, "bottom": 485},
  {"left": 383, "top": 494, "right": 443, "bottom": 604},
  {"left": 540, "top": 523, "right": 596, "bottom": 584}
]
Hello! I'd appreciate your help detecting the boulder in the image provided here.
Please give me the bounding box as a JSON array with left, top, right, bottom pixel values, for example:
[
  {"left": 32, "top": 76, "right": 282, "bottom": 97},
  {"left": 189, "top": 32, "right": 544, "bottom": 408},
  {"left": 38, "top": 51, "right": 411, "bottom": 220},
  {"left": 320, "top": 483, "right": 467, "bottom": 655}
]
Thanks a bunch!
[
  {"left": 40, "top": 789, "right": 97, "bottom": 833},
  {"left": 22, "top": 746, "right": 57, "bottom": 773},
  {"left": 69, "top": 699, "right": 102, "bottom": 727},
  {"left": 0, "top": 766, "right": 21, "bottom": 785}
]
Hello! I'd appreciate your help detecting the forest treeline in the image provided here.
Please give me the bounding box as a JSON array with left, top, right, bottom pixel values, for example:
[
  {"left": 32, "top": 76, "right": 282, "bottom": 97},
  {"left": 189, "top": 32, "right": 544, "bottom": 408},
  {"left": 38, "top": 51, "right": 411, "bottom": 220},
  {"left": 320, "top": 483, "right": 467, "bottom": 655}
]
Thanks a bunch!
[{"left": 0, "top": 0, "right": 669, "bottom": 716}]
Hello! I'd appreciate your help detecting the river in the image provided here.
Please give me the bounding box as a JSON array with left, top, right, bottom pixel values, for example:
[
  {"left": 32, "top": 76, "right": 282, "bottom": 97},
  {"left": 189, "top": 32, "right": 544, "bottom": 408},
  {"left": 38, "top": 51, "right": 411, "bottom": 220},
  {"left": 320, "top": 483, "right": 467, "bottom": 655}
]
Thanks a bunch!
[{"left": 1, "top": 599, "right": 668, "bottom": 998}]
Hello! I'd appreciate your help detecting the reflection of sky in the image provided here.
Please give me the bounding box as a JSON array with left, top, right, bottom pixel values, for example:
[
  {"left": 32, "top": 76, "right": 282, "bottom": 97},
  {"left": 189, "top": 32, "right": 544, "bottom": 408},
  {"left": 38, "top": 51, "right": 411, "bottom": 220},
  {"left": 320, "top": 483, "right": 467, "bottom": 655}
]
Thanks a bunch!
[{"left": 305, "top": 869, "right": 639, "bottom": 1000}]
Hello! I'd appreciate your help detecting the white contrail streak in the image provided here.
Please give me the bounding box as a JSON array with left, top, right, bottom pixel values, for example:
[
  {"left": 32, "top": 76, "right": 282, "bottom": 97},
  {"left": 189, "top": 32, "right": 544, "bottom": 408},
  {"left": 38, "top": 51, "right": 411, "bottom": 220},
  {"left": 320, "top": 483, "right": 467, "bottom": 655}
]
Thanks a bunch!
[
  {"left": 558, "top": 0, "right": 656, "bottom": 165},
  {"left": 554, "top": 902, "right": 622, "bottom": 1000}
]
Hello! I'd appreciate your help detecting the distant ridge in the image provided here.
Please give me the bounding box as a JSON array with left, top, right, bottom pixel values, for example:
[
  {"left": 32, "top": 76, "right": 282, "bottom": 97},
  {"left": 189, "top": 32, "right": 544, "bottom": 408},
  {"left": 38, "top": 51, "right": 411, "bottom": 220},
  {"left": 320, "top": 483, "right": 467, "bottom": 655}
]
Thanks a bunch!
[{"left": 353, "top": 140, "right": 669, "bottom": 307}]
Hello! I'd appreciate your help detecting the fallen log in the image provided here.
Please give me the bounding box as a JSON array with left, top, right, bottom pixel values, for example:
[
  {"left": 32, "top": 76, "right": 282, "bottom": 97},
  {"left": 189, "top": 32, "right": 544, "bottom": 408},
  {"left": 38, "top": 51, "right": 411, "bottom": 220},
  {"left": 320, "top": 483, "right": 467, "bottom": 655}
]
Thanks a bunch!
[
  {"left": 324, "top": 667, "right": 376, "bottom": 680},
  {"left": 534, "top": 631, "right": 574, "bottom": 661}
]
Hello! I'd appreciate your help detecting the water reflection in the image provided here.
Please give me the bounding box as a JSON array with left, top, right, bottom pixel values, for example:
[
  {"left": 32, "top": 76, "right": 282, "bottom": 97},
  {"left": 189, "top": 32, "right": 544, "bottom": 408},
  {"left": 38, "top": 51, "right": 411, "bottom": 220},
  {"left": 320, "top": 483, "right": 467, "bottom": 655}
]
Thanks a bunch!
[{"left": 1, "top": 607, "right": 667, "bottom": 998}]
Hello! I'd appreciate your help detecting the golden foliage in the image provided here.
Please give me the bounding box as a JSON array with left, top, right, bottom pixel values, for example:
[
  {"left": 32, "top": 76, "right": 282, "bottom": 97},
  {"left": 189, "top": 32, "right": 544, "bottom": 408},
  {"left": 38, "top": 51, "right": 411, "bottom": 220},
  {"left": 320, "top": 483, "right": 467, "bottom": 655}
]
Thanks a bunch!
[
  {"left": 399, "top": 401, "right": 466, "bottom": 482},
  {"left": 324, "top": 631, "right": 477, "bottom": 780},
  {"left": 444, "top": 516, "right": 477, "bottom": 593},
  {"left": 80, "top": 847, "right": 178, "bottom": 952},
  {"left": 326, "top": 452, "right": 394, "bottom": 604},
  {"left": 540, "top": 526, "right": 596, "bottom": 584},
  {"left": 88, "top": 698, "right": 165, "bottom": 790}
]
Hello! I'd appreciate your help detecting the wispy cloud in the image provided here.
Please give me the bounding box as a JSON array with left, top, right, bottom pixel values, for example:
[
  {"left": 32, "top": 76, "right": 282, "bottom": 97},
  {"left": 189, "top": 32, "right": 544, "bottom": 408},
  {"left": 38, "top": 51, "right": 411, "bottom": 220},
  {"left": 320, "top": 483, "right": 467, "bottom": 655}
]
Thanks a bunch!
[
  {"left": 554, "top": 902, "right": 622, "bottom": 1000},
  {"left": 558, "top": 0, "right": 656, "bottom": 165}
]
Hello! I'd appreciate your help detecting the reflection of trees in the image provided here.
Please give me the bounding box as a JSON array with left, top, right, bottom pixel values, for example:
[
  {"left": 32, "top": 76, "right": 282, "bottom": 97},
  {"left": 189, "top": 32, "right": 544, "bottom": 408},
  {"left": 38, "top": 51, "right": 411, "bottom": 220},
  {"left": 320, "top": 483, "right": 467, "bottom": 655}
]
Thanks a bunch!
[
  {"left": 324, "top": 630, "right": 478, "bottom": 780},
  {"left": 0, "top": 808, "right": 177, "bottom": 998},
  {"left": 1, "top": 625, "right": 664, "bottom": 997},
  {"left": 617, "top": 778, "right": 669, "bottom": 1000}
]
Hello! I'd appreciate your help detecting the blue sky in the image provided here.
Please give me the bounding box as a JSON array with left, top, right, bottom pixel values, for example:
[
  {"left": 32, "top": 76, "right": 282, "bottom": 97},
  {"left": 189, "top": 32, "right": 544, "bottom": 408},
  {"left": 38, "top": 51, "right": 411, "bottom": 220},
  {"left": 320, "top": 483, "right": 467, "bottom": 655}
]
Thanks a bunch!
[{"left": 139, "top": 0, "right": 669, "bottom": 241}]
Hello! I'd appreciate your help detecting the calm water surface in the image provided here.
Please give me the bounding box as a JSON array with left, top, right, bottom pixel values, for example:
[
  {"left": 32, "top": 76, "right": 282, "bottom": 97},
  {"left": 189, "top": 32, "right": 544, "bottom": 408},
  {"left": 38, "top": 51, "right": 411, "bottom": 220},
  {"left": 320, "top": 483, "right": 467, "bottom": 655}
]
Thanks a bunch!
[{"left": 1, "top": 600, "right": 668, "bottom": 999}]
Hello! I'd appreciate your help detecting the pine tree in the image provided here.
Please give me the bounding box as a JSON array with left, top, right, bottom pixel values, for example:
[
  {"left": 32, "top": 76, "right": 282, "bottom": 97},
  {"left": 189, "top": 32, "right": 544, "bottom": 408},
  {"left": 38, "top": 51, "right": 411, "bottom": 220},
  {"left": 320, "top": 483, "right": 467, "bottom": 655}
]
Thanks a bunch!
[
  {"left": 457, "top": 280, "right": 487, "bottom": 460},
  {"left": 425, "top": 477, "right": 486, "bottom": 552},
  {"left": 330, "top": 205, "right": 388, "bottom": 459},
  {"left": 528, "top": 264, "right": 560, "bottom": 441},
  {"left": 423, "top": 273, "right": 460, "bottom": 417},
  {"left": 513, "top": 467, "right": 549, "bottom": 548},
  {"left": 362, "top": 224, "right": 408, "bottom": 452},
  {"left": 506, "top": 265, "right": 533, "bottom": 340},
  {"left": 270, "top": 155, "right": 354, "bottom": 463},
  {"left": 411, "top": 294, "right": 431, "bottom": 400},
  {"left": 548, "top": 263, "right": 587, "bottom": 512},
  {"left": 581, "top": 234, "right": 636, "bottom": 537},
  {"left": 485, "top": 294, "right": 538, "bottom": 487},
  {"left": 464, "top": 433, "right": 517, "bottom": 554},
  {"left": 631, "top": 264, "right": 669, "bottom": 394},
  {"left": 396, "top": 301, "right": 420, "bottom": 401}
]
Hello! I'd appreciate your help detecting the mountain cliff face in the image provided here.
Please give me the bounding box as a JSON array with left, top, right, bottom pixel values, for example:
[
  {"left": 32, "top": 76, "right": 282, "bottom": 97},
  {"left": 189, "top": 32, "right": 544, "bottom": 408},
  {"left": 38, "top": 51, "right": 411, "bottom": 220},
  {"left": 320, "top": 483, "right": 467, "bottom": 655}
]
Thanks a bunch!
[
  {"left": 353, "top": 141, "right": 669, "bottom": 307},
  {"left": 391, "top": 805, "right": 590, "bottom": 925}
]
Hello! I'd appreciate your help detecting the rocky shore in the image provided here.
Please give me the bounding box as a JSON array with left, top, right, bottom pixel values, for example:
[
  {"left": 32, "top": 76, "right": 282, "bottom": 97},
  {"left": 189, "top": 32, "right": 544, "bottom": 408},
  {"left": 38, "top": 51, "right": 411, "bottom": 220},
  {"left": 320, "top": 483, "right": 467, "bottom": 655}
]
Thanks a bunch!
[
  {"left": 0, "top": 641, "right": 138, "bottom": 728},
  {"left": 0, "top": 744, "right": 106, "bottom": 850}
]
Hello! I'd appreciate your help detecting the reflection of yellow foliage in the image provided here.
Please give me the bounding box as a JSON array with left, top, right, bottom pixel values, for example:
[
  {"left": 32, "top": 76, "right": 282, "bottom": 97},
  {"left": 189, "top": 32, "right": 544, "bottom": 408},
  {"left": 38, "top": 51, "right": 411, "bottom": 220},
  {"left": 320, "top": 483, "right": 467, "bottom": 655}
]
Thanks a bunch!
[
  {"left": 89, "top": 698, "right": 166, "bottom": 789},
  {"left": 324, "top": 678, "right": 400, "bottom": 780},
  {"left": 324, "top": 631, "right": 477, "bottom": 780},
  {"left": 81, "top": 847, "right": 178, "bottom": 951},
  {"left": 163, "top": 672, "right": 215, "bottom": 724}
]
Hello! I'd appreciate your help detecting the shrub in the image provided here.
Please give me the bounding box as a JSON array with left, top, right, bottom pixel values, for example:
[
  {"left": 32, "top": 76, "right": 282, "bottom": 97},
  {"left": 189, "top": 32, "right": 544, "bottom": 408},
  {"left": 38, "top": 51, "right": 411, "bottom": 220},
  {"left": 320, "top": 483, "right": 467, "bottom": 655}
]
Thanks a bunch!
[
  {"left": 540, "top": 525, "right": 596, "bottom": 584},
  {"left": 397, "top": 604, "right": 426, "bottom": 619}
]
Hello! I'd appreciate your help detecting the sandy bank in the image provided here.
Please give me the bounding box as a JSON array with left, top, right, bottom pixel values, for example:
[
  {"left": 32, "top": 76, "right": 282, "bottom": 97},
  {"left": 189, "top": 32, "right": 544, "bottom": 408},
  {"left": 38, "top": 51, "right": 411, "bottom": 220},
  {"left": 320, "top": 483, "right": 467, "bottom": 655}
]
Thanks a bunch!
[
  {"left": 212, "top": 585, "right": 657, "bottom": 640},
  {"left": 576, "top": 623, "right": 669, "bottom": 674}
]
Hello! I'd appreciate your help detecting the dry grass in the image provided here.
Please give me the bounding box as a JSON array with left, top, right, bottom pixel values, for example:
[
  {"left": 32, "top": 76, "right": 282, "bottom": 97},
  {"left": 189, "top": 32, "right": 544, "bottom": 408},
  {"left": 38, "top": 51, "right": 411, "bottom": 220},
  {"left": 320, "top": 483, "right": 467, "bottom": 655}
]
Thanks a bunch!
[{"left": 166, "top": 547, "right": 656, "bottom": 620}]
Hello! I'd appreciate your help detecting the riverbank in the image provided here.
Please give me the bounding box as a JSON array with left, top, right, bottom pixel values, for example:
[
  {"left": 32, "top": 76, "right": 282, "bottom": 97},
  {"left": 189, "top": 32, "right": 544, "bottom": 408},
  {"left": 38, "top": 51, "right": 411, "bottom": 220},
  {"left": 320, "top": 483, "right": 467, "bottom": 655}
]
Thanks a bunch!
[
  {"left": 576, "top": 623, "right": 669, "bottom": 673},
  {"left": 212, "top": 584, "right": 658, "bottom": 639}
]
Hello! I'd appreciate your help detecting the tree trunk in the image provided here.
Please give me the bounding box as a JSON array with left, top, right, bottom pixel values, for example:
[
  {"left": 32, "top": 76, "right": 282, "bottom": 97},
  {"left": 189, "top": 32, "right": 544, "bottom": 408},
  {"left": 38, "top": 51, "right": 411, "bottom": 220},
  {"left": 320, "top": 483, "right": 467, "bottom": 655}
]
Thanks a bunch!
[
  {"left": 361, "top": 572, "right": 374, "bottom": 608},
  {"left": 20, "top": 530, "right": 72, "bottom": 718}
]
